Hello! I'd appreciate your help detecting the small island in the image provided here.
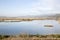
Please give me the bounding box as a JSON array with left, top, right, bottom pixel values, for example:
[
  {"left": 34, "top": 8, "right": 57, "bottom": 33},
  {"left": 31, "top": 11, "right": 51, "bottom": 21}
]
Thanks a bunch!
[{"left": 44, "top": 24, "right": 53, "bottom": 27}]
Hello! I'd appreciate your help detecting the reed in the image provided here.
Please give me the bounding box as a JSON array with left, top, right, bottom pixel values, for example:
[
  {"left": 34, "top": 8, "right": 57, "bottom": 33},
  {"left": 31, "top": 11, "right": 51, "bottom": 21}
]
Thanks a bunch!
[{"left": 1, "top": 34, "right": 60, "bottom": 40}]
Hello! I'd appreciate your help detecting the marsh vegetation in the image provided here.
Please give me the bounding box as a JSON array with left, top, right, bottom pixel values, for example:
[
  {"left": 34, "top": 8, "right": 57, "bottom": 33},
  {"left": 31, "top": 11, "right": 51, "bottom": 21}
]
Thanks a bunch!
[{"left": 1, "top": 34, "right": 60, "bottom": 40}]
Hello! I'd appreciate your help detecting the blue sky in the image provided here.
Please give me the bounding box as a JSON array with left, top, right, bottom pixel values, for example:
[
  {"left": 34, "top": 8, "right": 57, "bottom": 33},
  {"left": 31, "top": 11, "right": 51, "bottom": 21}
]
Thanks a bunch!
[{"left": 0, "top": 0, "right": 60, "bottom": 17}]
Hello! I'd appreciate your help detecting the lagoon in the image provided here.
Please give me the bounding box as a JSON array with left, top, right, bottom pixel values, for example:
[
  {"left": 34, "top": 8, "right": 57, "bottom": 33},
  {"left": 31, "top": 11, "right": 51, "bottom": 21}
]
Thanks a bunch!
[{"left": 0, "top": 20, "right": 60, "bottom": 35}]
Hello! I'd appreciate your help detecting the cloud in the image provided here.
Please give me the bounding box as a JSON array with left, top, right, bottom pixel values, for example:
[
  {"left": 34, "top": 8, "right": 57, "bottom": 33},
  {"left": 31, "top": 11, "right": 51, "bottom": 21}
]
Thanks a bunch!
[
  {"left": 19, "top": 0, "right": 59, "bottom": 15},
  {"left": 29, "top": 0, "right": 60, "bottom": 15}
]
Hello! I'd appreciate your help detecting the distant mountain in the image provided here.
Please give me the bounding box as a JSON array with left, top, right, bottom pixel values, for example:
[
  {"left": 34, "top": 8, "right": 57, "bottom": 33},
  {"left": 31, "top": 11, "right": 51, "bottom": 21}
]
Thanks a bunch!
[
  {"left": 35, "top": 14, "right": 60, "bottom": 18},
  {"left": 0, "top": 14, "right": 60, "bottom": 18}
]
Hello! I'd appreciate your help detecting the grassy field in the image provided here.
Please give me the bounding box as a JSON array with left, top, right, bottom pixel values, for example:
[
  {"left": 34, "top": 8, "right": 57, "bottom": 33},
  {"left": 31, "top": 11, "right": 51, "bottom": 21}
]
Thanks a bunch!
[{"left": 1, "top": 34, "right": 60, "bottom": 40}]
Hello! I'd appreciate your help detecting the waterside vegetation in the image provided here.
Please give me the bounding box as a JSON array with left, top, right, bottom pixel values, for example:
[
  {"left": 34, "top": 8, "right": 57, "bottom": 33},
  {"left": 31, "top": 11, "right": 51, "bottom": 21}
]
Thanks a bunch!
[{"left": 1, "top": 34, "right": 60, "bottom": 40}]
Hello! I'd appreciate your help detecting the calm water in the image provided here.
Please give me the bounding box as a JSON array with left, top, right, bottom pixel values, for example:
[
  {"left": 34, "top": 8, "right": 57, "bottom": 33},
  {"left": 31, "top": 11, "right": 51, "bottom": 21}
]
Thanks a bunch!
[{"left": 0, "top": 20, "right": 60, "bottom": 35}]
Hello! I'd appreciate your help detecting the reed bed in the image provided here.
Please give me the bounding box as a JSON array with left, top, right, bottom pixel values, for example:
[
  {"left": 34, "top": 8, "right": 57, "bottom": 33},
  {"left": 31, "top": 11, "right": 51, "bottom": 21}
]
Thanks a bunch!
[{"left": 1, "top": 34, "right": 60, "bottom": 40}]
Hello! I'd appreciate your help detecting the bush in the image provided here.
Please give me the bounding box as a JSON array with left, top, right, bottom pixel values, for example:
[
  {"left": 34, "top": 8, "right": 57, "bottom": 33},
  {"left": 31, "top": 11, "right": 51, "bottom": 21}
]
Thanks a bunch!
[
  {"left": 0, "top": 35, "right": 10, "bottom": 39},
  {"left": 3, "top": 35, "right": 10, "bottom": 38}
]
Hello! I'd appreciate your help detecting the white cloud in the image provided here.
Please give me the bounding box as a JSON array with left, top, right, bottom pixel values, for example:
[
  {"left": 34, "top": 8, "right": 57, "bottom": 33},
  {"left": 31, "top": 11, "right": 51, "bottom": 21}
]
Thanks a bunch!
[{"left": 28, "top": 0, "right": 60, "bottom": 15}]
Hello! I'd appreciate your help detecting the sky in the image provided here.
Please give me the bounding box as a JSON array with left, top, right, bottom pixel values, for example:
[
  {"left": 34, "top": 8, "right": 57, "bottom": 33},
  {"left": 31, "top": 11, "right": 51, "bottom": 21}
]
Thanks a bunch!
[{"left": 0, "top": 0, "right": 60, "bottom": 17}]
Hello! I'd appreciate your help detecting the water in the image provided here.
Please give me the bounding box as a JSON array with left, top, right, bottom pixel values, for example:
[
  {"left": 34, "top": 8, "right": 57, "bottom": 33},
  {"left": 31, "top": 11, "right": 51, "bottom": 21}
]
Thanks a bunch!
[{"left": 0, "top": 20, "right": 60, "bottom": 35}]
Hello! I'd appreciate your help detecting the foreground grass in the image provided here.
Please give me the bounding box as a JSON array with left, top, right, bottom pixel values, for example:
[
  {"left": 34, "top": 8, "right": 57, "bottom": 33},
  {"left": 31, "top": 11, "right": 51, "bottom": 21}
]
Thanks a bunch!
[
  {"left": 0, "top": 35, "right": 10, "bottom": 39},
  {"left": 1, "top": 34, "right": 60, "bottom": 40}
]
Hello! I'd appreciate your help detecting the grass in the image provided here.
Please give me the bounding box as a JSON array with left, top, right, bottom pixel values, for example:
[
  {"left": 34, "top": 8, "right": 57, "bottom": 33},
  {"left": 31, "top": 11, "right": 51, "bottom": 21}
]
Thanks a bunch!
[
  {"left": 1, "top": 34, "right": 60, "bottom": 40},
  {"left": 0, "top": 35, "right": 10, "bottom": 39}
]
